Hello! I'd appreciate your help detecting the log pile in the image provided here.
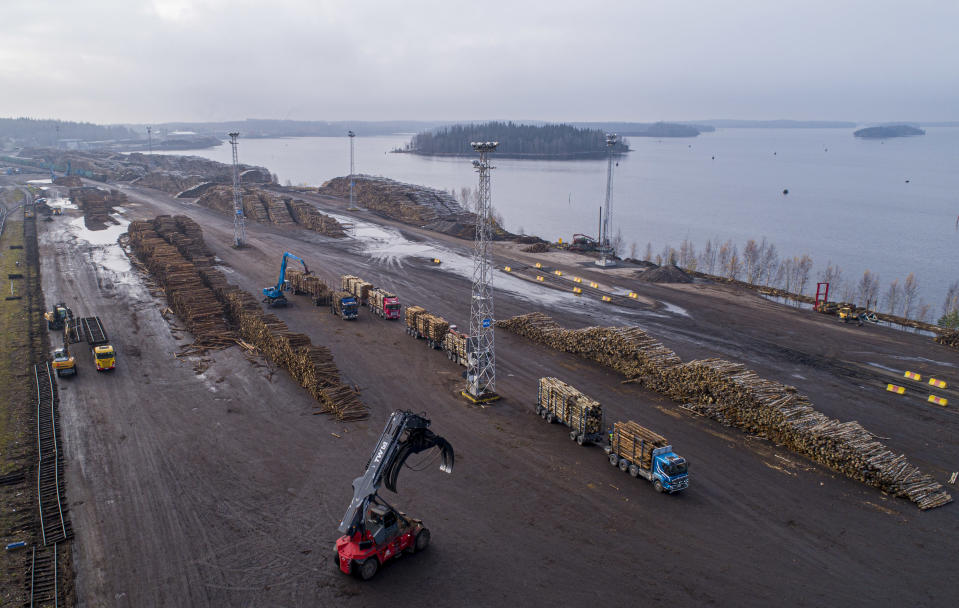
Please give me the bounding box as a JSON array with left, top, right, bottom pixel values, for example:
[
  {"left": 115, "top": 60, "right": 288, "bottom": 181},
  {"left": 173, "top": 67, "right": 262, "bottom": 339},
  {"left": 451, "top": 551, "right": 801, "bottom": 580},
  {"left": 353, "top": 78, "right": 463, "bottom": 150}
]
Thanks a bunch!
[
  {"left": 496, "top": 312, "right": 683, "bottom": 392},
  {"left": 129, "top": 216, "right": 368, "bottom": 421},
  {"left": 288, "top": 200, "right": 346, "bottom": 237},
  {"left": 264, "top": 194, "right": 294, "bottom": 224},
  {"left": 70, "top": 186, "right": 126, "bottom": 229},
  {"left": 127, "top": 221, "right": 233, "bottom": 348},
  {"left": 416, "top": 313, "right": 449, "bottom": 342},
  {"left": 405, "top": 306, "right": 426, "bottom": 331},
  {"left": 934, "top": 330, "right": 959, "bottom": 350},
  {"left": 287, "top": 269, "right": 331, "bottom": 305},
  {"left": 611, "top": 421, "right": 668, "bottom": 469},
  {"left": 538, "top": 377, "right": 603, "bottom": 436},
  {"left": 498, "top": 312, "right": 952, "bottom": 510},
  {"left": 242, "top": 193, "right": 269, "bottom": 222}
]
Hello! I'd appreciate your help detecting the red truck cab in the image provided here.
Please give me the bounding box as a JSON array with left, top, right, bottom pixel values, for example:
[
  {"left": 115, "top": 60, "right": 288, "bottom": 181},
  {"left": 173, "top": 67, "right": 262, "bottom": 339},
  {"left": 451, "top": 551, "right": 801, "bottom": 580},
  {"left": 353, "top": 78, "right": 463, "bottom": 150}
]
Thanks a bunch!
[{"left": 382, "top": 297, "right": 401, "bottom": 320}]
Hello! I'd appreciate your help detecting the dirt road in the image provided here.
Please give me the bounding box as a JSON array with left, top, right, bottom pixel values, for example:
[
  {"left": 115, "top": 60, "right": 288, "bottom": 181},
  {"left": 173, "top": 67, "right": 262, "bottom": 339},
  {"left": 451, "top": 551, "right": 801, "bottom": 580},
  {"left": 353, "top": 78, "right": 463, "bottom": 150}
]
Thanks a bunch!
[{"left": 36, "top": 181, "right": 959, "bottom": 606}]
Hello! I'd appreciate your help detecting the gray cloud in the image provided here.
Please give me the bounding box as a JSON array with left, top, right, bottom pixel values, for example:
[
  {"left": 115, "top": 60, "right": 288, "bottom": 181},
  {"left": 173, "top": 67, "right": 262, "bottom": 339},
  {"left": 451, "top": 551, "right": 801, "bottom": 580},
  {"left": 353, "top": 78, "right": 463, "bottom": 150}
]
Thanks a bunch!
[{"left": 0, "top": 0, "right": 956, "bottom": 123}]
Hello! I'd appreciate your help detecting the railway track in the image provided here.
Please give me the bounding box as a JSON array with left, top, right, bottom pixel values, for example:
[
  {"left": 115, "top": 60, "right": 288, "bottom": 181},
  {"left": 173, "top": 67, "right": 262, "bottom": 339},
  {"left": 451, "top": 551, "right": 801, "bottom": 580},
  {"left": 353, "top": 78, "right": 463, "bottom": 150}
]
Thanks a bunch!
[
  {"left": 34, "top": 361, "right": 70, "bottom": 545},
  {"left": 29, "top": 545, "right": 59, "bottom": 608}
]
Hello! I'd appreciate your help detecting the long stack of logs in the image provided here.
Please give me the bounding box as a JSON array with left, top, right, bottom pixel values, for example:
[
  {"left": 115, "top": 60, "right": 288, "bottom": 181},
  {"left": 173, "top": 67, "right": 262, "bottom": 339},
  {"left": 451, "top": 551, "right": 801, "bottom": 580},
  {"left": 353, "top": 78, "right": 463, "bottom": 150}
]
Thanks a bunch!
[
  {"left": 127, "top": 219, "right": 233, "bottom": 348},
  {"left": 128, "top": 216, "right": 368, "bottom": 421},
  {"left": 497, "top": 312, "right": 952, "bottom": 510},
  {"left": 196, "top": 186, "right": 345, "bottom": 237},
  {"left": 288, "top": 200, "right": 346, "bottom": 237},
  {"left": 934, "top": 330, "right": 959, "bottom": 350},
  {"left": 287, "top": 269, "right": 331, "bottom": 305}
]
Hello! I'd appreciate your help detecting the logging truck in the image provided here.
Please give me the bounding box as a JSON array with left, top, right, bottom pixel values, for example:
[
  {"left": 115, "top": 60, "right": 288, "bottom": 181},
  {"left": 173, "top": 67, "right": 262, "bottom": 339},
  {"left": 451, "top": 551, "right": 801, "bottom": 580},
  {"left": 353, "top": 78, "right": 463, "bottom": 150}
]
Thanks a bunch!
[
  {"left": 369, "top": 288, "right": 400, "bottom": 320},
  {"left": 443, "top": 326, "right": 470, "bottom": 367},
  {"left": 331, "top": 292, "right": 359, "bottom": 320},
  {"left": 605, "top": 421, "right": 689, "bottom": 494},
  {"left": 535, "top": 377, "right": 605, "bottom": 445}
]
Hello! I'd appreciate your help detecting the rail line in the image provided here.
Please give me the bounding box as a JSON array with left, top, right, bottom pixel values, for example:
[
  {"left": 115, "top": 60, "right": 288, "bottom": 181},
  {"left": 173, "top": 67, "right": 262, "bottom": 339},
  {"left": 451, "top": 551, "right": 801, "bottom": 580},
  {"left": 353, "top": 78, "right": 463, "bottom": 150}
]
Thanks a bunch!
[
  {"left": 29, "top": 544, "right": 59, "bottom": 608},
  {"left": 34, "top": 361, "right": 70, "bottom": 545}
]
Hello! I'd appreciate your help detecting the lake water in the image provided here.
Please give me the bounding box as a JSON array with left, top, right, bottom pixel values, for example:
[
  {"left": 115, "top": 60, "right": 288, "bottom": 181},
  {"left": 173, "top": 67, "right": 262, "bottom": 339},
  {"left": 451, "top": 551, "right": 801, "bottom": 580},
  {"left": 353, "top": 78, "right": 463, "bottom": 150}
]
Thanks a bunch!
[{"left": 165, "top": 128, "right": 959, "bottom": 318}]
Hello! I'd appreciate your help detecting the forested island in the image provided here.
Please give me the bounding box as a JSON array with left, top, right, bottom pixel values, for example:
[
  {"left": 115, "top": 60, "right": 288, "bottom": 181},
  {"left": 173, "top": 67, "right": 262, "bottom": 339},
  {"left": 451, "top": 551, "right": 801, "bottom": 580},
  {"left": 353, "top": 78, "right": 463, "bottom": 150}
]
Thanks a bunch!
[
  {"left": 854, "top": 125, "right": 925, "bottom": 139},
  {"left": 397, "top": 122, "right": 631, "bottom": 159}
]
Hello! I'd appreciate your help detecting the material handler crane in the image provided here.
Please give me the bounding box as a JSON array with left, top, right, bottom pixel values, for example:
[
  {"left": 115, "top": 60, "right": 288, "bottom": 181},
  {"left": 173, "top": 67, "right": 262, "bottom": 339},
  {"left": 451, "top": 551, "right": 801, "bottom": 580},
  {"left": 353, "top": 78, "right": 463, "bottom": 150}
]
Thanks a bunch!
[
  {"left": 262, "top": 252, "right": 309, "bottom": 307},
  {"left": 335, "top": 410, "right": 454, "bottom": 580}
]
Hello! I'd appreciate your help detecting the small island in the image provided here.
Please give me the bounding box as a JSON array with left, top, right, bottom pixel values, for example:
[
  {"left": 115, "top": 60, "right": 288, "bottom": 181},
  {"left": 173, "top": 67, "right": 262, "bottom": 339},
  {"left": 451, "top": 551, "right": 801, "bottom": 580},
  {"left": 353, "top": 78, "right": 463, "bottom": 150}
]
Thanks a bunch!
[
  {"left": 396, "top": 121, "right": 631, "bottom": 159},
  {"left": 854, "top": 125, "right": 925, "bottom": 139}
]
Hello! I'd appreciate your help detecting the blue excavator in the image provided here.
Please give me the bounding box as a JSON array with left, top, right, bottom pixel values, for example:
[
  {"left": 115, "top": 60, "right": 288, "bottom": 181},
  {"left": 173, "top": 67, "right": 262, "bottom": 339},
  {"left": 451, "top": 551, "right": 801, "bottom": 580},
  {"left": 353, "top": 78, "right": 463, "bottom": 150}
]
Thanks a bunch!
[{"left": 262, "top": 252, "right": 309, "bottom": 307}]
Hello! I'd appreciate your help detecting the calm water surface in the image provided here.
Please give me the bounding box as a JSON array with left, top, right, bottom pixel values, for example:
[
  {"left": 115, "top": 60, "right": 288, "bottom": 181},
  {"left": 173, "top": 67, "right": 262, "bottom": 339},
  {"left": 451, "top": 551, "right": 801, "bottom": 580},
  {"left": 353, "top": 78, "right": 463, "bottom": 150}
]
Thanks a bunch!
[{"left": 167, "top": 128, "right": 959, "bottom": 315}]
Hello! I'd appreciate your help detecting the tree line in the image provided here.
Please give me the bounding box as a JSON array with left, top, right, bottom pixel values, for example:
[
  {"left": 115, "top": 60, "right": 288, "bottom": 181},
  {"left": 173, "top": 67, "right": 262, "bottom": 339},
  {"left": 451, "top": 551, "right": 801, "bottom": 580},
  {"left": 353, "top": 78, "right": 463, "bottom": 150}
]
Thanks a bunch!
[
  {"left": 634, "top": 237, "right": 958, "bottom": 327},
  {"left": 0, "top": 117, "right": 137, "bottom": 147},
  {"left": 401, "top": 121, "right": 631, "bottom": 158}
]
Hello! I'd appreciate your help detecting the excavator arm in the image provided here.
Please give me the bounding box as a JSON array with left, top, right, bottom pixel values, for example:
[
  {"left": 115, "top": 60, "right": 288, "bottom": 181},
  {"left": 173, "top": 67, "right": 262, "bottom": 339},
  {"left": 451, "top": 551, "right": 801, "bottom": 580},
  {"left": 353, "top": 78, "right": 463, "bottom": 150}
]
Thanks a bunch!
[{"left": 338, "top": 410, "right": 453, "bottom": 535}]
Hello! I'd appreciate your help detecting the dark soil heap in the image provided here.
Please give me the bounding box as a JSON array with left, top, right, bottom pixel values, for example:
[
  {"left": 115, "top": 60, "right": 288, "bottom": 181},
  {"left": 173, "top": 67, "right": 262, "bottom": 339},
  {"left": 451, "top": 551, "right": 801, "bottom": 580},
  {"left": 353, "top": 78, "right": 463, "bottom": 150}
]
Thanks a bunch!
[{"left": 638, "top": 264, "right": 692, "bottom": 283}]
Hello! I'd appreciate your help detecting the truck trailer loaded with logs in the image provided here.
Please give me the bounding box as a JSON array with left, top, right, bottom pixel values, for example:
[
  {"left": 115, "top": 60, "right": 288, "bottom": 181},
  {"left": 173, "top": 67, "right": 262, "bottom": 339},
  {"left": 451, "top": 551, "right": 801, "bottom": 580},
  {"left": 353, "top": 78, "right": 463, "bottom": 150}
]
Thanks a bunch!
[
  {"left": 330, "top": 292, "right": 359, "bottom": 320},
  {"left": 369, "top": 288, "right": 400, "bottom": 319},
  {"left": 536, "top": 377, "right": 605, "bottom": 445},
  {"left": 606, "top": 421, "right": 689, "bottom": 493}
]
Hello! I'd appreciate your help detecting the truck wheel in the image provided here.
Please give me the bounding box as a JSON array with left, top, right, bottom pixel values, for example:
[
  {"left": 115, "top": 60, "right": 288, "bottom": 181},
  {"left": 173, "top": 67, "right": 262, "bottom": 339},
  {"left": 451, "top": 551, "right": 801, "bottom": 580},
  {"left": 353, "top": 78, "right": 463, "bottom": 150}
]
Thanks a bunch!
[
  {"left": 334, "top": 552, "right": 343, "bottom": 573},
  {"left": 357, "top": 558, "right": 378, "bottom": 581},
  {"left": 576, "top": 434, "right": 586, "bottom": 446},
  {"left": 618, "top": 458, "right": 629, "bottom": 472},
  {"left": 608, "top": 453, "right": 619, "bottom": 466},
  {"left": 653, "top": 479, "right": 664, "bottom": 493},
  {"left": 569, "top": 431, "right": 578, "bottom": 441},
  {"left": 546, "top": 413, "right": 555, "bottom": 424},
  {"left": 628, "top": 464, "right": 640, "bottom": 478},
  {"left": 414, "top": 528, "right": 431, "bottom": 552}
]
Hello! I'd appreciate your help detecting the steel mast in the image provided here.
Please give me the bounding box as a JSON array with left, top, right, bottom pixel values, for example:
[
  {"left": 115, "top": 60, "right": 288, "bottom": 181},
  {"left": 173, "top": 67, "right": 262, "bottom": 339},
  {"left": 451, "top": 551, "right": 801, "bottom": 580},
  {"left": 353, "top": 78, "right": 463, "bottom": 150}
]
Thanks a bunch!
[
  {"left": 463, "top": 141, "right": 500, "bottom": 403},
  {"left": 347, "top": 130, "right": 359, "bottom": 210},
  {"left": 596, "top": 133, "right": 618, "bottom": 267},
  {"left": 228, "top": 132, "right": 247, "bottom": 248}
]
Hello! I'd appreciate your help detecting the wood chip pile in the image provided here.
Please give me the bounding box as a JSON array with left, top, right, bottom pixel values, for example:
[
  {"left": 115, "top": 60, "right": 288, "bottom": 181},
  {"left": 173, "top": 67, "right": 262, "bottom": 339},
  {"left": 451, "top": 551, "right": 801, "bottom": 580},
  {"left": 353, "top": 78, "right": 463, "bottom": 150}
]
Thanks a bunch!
[
  {"left": 129, "top": 215, "right": 367, "bottom": 421},
  {"left": 498, "top": 312, "right": 952, "bottom": 510},
  {"left": 934, "top": 330, "right": 959, "bottom": 350}
]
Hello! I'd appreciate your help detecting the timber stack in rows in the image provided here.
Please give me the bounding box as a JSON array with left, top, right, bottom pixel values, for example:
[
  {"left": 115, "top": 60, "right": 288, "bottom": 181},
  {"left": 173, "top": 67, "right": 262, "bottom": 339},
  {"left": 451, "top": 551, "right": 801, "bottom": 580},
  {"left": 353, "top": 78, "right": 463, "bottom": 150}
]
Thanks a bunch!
[
  {"left": 287, "top": 269, "right": 331, "bottom": 305},
  {"left": 498, "top": 312, "right": 952, "bottom": 510}
]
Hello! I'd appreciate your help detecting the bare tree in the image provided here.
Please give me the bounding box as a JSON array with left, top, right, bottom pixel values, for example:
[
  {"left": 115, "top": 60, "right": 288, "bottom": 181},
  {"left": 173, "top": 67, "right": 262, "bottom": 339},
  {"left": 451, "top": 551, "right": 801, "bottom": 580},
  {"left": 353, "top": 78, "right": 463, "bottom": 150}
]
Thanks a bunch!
[
  {"left": 759, "top": 242, "right": 778, "bottom": 286},
  {"left": 699, "top": 239, "right": 717, "bottom": 274},
  {"left": 796, "top": 254, "right": 813, "bottom": 295},
  {"left": 902, "top": 272, "right": 919, "bottom": 318},
  {"left": 743, "top": 239, "right": 761, "bottom": 283},
  {"left": 840, "top": 280, "right": 856, "bottom": 302},
  {"left": 717, "top": 240, "right": 732, "bottom": 276},
  {"left": 776, "top": 258, "right": 793, "bottom": 291},
  {"left": 883, "top": 279, "right": 901, "bottom": 315},
  {"left": 917, "top": 300, "right": 932, "bottom": 323},
  {"left": 611, "top": 228, "right": 624, "bottom": 257},
  {"left": 643, "top": 242, "right": 653, "bottom": 262},
  {"left": 942, "top": 280, "right": 959, "bottom": 316},
  {"left": 629, "top": 242, "right": 638, "bottom": 259},
  {"left": 727, "top": 245, "right": 742, "bottom": 280},
  {"left": 857, "top": 270, "right": 880, "bottom": 310},
  {"left": 818, "top": 261, "right": 842, "bottom": 286},
  {"left": 678, "top": 239, "right": 696, "bottom": 269}
]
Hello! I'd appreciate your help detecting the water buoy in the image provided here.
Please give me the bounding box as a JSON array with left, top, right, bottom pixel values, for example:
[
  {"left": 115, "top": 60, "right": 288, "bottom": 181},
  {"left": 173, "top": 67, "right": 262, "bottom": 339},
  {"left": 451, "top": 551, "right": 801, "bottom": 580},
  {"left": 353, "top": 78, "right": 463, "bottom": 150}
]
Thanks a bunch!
[
  {"left": 782, "top": 189, "right": 789, "bottom": 195},
  {"left": 905, "top": 179, "right": 910, "bottom": 183}
]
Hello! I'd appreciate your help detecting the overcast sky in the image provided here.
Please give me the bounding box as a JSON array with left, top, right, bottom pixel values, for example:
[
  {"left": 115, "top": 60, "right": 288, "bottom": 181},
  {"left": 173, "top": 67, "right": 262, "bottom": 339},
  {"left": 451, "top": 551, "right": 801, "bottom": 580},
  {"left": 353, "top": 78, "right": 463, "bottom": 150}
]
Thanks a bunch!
[{"left": 1, "top": 0, "right": 956, "bottom": 125}]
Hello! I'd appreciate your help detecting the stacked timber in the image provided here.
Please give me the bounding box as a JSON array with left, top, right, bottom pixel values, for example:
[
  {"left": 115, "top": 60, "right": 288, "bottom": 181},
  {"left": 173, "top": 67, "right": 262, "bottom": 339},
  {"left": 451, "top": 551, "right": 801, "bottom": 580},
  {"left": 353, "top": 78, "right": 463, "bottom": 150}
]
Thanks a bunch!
[
  {"left": 934, "top": 330, "right": 959, "bottom": 350},
  {"left": 496, "top": 312, "right": 683, "bottom": 391},
  {"left": 610, "top": 421, "right": 669, "bottom": 469},
  {"left": 242, "top": 193, "right": 270, "bottom": 222},
  {"left": 405, "top": 306, "right": 426, "bottom": 332},
  {"left": 263, "top": 193, "right": 294, "bottom": 224},
  {"left": 129, "top": 215, "right": 368, "bottom": 421},
  {"left": 416, "top": 313, "right": 450, "bottom": 343},
  {"left": 499, "top": 312, "right": 952, "bottom": 510},
  {"left": 353, "top": 281, "right": 372, "bottom": 304},
  {"left": 341, "top": 275, "right": 359, "bottom": 292},
  {"left": 443, "top": 331, "right": 468, "bottom": 363},
  {"left": 287, "top": 200, "right": 346, "bottom": 237},
  {"left": 287, "top": 269, "right": 330, "bottom": 305},
  {"left": 538, "top": 377, "right": 603, "bottom": 436}
]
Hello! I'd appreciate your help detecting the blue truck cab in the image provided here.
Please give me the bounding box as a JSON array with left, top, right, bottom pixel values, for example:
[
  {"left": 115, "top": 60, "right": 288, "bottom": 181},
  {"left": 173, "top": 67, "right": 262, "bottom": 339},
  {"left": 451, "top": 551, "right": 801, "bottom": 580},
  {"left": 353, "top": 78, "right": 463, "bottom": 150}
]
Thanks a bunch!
[
  {"left": 331, "top": 293, "right": 359, "bottom": 320},
  {"left": 651, "top": 447, "right": 690, "bottom": 494}
]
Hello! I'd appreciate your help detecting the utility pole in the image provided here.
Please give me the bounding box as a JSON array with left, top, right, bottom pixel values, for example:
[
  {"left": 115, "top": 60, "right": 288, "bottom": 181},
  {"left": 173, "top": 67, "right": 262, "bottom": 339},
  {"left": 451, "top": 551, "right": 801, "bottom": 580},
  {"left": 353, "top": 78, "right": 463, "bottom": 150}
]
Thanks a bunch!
[
  {"left": 462, "top": 141, "right": 500, "bottom": 403},
  {"left": 146, "top": 126, "right": 153, "bottom": 169},
  {"left": 347, "top": 130, "right": 359, "bottom": 210},
  {"left": 596, "top": 133, "right": 618, "bottom": 267},
  {"left": 228, "top": 132, "right": 247, "bottom": 248}
]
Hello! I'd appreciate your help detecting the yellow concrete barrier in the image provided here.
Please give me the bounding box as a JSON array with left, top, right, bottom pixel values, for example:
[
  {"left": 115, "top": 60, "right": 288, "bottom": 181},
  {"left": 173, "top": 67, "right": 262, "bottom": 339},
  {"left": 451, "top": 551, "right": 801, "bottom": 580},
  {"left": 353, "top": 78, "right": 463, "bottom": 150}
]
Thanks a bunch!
[
  {"left": 601, "top": 295, "right": 612, "bottom": 302},
  {"left": 554, "top": 270, "right": 562, "bottom": 276},
  {"left": 504, "top": 266, "right": 511, "bottom": 272},
  {"left": 904, "top": 371, "right": 921, "bottom": 381},
  {"left": 573, "top": 287, "right": 582, "bottom": 295},
  {"left": 536, "top": 275, "right": 545, "bottom": 282},
  {"left": 628, "top": 292, "right": 638, "bottom": 299},
  {"left": 928, "top": 394, "right": 948, "bottom": 407},
  {"left": 535, "top": 262, "right": 542, "bottom": 268},
  {"left": 573, "top": 277, "right": 582, "bottom": 283},
  {"left": 929, "top": 377, "right": 947, "bottom": 389},
  {"left": 589, "top": 281, "right": 599, "bottom": 288},
  {"left": 432, "top": 258, "right": 441, "bottom": 264},
  {"left": 886, "top": 384, "right": 906, "bottom": 395}
]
